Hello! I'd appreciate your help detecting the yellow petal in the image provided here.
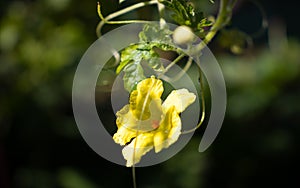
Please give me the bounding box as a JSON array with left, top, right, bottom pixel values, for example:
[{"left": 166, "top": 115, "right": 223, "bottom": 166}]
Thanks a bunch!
[
  {"left": 162, "top": 89, "right": 196, "bottom": 113},
  {"left": 113, "top": 126, "right": 137, "bottom": 146},
  {"left": 122, "top": 133, "right": 154, "bottom": 167},
  {"left": 153, "top": 106, "right": 181, "bottom": 152},
  {"left": 167, "top": 110, "right": 181, "bottom": 146},
  {"left": 114, "top": 77, "right": 197, "bottom": 166},
  {"left": 114, "top": 76, "right": 164, "bottom": 146},
  {"left": 130, "top": 76, "right": 163, "bottom": 120},
  {"left": 113, "top": 105, "right": 137, "bottom": 145}
]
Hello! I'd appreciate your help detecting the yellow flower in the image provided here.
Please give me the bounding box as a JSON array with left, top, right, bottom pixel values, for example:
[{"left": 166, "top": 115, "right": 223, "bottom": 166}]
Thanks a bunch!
[{"left": 113, "top": 76, "right": 196, "bottom": 167}]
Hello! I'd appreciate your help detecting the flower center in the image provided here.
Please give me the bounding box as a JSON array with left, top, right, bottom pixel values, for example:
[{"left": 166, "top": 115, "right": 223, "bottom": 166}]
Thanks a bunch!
[{"left": 151, "top": 120, "right": 160, "bottom": 129}]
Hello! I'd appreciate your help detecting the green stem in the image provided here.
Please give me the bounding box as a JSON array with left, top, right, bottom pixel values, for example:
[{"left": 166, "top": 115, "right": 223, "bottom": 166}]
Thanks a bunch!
[
  {"left": 96, "top": 0, "right": 158, "bottom": 37},
  {"left": 156, "top": 0, "right": 167, "bottom": 28},
  {"left": 194, "top": 0, "right": 237, "bottom": 51},
  {"left": 204, "top": 0, "right": 233, "bottom": 43},
  {"left": 132, "top": 166, "right": 137, "bottom": 188},
  {"left": 160, "top": 54, "right": 185, "bottom": 76},
  {"left": 172, "top": 56, "right": 193, "bottom": 82}
]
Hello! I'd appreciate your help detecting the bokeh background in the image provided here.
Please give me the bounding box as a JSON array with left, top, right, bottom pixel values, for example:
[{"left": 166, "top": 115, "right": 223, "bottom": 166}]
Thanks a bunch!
[{"left": 1, "top": 0, "right": 299, "bottom": 187}]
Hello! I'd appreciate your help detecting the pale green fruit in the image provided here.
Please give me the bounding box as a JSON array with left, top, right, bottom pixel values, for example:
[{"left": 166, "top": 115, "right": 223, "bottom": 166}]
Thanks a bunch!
[{"left": 173, "top": 26, "right": 195, "bottom": 45}]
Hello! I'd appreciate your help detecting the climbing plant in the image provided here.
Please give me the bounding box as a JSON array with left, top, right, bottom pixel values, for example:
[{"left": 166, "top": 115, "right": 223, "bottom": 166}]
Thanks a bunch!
[{"left": 95, "top": 0, "right": 236, "bottom": 187}]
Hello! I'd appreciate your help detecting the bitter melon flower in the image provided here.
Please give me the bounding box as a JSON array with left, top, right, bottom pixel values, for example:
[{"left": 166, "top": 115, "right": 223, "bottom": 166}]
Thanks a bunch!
[{"left": 113, "top": 76, "right": 196, "bottom": 167}]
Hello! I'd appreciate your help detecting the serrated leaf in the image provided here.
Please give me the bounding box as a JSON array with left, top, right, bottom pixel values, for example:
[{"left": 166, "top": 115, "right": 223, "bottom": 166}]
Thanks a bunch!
[
  {"left": 160, "top": 0, "right": 193, "bottom": 25},
  {"left": 117, "top": 42, "right": 164, "bottom": 91},
  {"left": 139, "top": 23, "right": 176, "bottom": 51},
  {"left": 116, "top": 44, "right": 157, "bottom": 74},
  {"left": 116, "top": 23, "right": 184, "bottom": 92},
  {"left": 116, "top": 45, "right": 139, "bottom": 74},
  {"left": 123, "top": 63, "right": 146, "bottom": 92},
  {"left": 159, "top": 0, "right": 210, "bottom": 36},
  {"left": 139, "top": 24, "right": 172, "bottom": 44}
]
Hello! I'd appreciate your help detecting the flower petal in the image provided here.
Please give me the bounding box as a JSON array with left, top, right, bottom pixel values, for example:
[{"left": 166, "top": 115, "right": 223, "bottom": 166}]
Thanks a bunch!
[
  {"left": 167, "top": 110, "right": 181, "bottom": 146},
  {"left": 113, "top": 105, "right": 138, "bottom": 145},
  {"left": 114, "top": 76, "right": 164, "bottom": 143},
  {"left": 153, "top": 106, "right": 181, "bottom": 153},
  {"left": 122, "top": 133, "right": 154, "bottom": 167},
  {"left": 130, "top": 76, "right": 163, "bottom": 120},
  {"left": 114, "top": 77, "right": 197, "bottom": 166},
  {"left": 162, "top": 88, "right": 196, "bottom": 113}
]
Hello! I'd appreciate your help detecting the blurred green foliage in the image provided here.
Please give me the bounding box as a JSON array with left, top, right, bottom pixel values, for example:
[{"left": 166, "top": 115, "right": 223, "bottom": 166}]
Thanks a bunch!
[{"left": 1, "top": 0, "right": 299, "bottom": 188}]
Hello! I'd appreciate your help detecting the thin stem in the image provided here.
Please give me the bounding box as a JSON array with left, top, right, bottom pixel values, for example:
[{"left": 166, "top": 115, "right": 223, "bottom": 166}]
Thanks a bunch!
[
  {"left": 172, "top": 56, "right": 193, "bottom": 82},
  {"left": 158, "top": 55, "right": 193, "bottom": 83},
  {"left": 162, "top": 54, "right": 185, "bottom": 74},
  {"left": 157, "top": 53, "right": 185, "bottom": 82},
  {"left": 182, "top": 57, "right": 205, "bottom": 134},
  {"left": 96, "top": 0, "right": 158, "bottom": 37},
  {"left": 131, "top": 137, "right": 138, "bottom": 188},
  {"left": 156, "top": 0, "right": 166, "bottom": 28},
  {"left": 132, "top": 166, "right": 137, "bottom": 188},
  {"left": 205, "top": 0, "right": 236, "bottom": 42}
]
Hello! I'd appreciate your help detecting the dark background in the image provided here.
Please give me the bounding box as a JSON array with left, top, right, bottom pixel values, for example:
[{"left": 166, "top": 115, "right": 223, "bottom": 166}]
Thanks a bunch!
[{"left": 1, "top": 0, "right": 299, "bottom": 187}]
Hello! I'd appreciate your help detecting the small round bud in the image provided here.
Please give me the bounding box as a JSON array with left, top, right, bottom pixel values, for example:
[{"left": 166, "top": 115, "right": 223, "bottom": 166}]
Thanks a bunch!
[{"left": 173, "top": 26, "right": 195, "bottom": 45}]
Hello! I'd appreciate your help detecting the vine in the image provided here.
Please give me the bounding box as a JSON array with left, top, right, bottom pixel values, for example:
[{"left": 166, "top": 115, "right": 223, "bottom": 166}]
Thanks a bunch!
[{"left": 96, "top": 0, "right": 236, "bottom": 187}]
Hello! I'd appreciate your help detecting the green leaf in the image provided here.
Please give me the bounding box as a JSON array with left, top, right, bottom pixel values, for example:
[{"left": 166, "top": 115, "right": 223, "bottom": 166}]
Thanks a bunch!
[
  {"left": 123, "top": 62, "right": 146, "bottom": 92},
  {"left": 116, "top": 23, "right": 182, "bottom": 92},
  {"left": 139, "top": 23, "right": 172, "bottom": 43},
  {"left": 159, "top": 0, "right": 212, "bottom": 35},
  {"left": 139, "top": 23, "right": 176, "bottom": 51},
  {"left": 116, "top": 45, "right": 138, "bottom": 74},
  {"left": 116, "top": 43, "right": 163, "bottom": 92},
  {"left": 159, "top": 0, "right": 194, "bottom": 25},
  {"left": 116, "top": 44, "right": 158, "bottom": 73}
]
